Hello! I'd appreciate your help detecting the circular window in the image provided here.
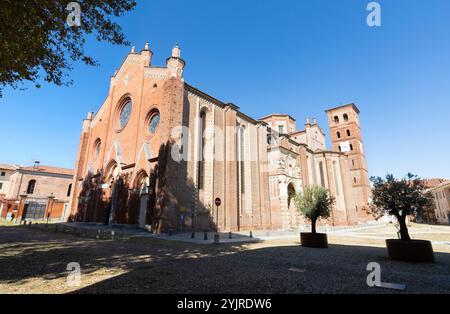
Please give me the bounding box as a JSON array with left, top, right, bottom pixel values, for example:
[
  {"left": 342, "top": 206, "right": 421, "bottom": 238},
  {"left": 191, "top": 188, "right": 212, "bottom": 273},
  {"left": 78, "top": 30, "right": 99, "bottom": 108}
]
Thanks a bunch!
[
  {"left": 144, "top": 107, "right": 160, "bottom": 138},
  {"left": 149, "top": 112, "right": 160, "bottom": 134},
  {"left": 118, "top": 100, "right": 132, "bottom": 129}
]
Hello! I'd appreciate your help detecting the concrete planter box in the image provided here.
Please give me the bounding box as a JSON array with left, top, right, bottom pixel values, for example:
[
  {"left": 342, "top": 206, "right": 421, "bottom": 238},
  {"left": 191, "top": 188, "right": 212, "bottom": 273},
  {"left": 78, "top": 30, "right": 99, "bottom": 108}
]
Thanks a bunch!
[
  {"left": 300, "top": 232, "right": 328, "bottom": 248},
  {"left": 386, "top": 239, "right": 435, "bottom": 263}
]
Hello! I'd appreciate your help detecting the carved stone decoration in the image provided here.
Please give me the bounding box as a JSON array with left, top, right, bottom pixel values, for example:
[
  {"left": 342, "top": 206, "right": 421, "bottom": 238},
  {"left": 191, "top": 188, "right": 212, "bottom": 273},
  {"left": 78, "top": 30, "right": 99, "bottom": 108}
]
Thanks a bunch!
[
  {"left": 168, "top": 65, "right": 183, "bottom": 78},
  {"left": 277, "top": 157, "right": 286, "bottom": 170},
  {"left": 294, "top": 161, "right": 301, "bottom": 177}
]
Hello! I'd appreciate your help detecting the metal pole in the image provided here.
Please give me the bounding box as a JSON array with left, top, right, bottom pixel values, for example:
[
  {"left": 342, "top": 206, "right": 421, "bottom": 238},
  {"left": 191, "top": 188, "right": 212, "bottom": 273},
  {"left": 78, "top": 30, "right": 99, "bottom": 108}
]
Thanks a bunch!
[{"left": 216, "top": 205, "right": 219, "bottom": 232}]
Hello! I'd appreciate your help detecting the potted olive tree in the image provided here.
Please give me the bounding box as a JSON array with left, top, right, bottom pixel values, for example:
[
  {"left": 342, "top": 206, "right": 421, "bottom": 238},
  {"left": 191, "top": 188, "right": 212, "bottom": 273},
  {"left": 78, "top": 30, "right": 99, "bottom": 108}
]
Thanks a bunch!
[
  {"left": 295, "top": 185, "right": 334, "bottom": 248},
  {"left": 370, "top": 173, "right": 435, "bottom": 262}
]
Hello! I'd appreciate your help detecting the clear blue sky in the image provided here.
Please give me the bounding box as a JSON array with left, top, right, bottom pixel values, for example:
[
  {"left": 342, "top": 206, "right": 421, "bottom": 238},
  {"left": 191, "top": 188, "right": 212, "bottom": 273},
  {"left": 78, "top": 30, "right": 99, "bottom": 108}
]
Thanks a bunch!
[{"left": 1, "top": 0, "right": 449, "bottom": 179}]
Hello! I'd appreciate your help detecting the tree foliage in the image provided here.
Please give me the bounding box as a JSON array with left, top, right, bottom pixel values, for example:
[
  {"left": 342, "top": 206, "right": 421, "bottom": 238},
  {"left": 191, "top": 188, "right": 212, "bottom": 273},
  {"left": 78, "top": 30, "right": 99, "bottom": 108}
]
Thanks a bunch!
[
  {"left": 369, "top": 173, "right": 434, "bottom": 241},
  {"left": 295, "top": 185, "right": 334, "bottom": 234},
  {"left": 0, "top": 0, "right": 137, "bottom": 96}
]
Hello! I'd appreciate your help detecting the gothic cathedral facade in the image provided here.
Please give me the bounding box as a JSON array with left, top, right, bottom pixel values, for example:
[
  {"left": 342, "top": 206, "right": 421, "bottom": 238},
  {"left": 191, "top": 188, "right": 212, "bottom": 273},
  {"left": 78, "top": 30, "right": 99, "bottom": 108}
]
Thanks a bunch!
[{"left": 69, "top": 43, "right": 372, "bottom": 233}]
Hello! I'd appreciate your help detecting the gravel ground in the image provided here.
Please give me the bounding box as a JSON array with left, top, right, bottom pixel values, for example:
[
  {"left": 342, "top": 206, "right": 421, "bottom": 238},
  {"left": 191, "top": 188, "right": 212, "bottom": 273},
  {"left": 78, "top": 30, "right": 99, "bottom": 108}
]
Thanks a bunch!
[{"left": 0, "top": 223, "right": 449, "bottom": 294}]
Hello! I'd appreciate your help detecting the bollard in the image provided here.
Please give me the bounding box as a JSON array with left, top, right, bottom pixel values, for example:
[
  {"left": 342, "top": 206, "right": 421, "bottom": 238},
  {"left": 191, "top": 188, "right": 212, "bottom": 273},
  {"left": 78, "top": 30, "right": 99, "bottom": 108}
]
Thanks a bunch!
[
  {"left": 204, "top": 232, "right": 208, "bottom": 241},
  {"left": 229, "top": 232, "right": 232, "bottom": 239},
  {"left": 213, "top": 233, "right": 220, "bottom": 245},
  {"left": 111, "top": 231, "right": 115, "bottom": 241},
  {"left": 191, "top": 232, "right": 195, "bottom": 239},
  {"left": 249, "top": 231, "right": 253, "bottom": 238}
]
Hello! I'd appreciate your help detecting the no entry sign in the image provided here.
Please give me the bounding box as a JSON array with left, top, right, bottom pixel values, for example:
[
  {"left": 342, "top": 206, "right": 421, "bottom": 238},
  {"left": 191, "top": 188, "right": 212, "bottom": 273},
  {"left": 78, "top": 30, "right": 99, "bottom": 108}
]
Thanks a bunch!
[{"left": 215, "top": 197, "right": 221, "bottom": 207}]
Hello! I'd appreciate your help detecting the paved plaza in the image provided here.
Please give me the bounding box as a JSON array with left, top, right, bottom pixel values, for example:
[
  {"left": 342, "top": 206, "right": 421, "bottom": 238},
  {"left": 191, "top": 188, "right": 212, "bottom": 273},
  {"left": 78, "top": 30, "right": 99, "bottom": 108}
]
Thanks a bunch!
[{"left": 0, "top": 222, "right": 449, "bottom": 294}]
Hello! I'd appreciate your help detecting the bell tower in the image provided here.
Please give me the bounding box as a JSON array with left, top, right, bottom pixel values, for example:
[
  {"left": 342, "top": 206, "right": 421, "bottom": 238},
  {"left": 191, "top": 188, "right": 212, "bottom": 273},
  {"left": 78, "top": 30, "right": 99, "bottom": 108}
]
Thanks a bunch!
[{"left": 326, "top": 103, "right": 371, "bottom": 219}]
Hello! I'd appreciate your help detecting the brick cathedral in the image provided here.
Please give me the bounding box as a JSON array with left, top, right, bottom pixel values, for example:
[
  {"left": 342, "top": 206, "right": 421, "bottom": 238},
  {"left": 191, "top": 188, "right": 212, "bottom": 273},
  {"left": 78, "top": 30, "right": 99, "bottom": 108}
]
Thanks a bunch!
[{"left": 69, "top": 43, "right": 372, "bottom": 232}]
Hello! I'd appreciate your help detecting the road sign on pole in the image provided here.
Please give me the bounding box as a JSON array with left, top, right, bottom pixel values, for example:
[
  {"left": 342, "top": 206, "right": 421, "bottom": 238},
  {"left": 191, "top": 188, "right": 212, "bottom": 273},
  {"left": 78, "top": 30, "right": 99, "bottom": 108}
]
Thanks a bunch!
[{"left": 214, "top": 197, "right": 221, "bottom": 233}]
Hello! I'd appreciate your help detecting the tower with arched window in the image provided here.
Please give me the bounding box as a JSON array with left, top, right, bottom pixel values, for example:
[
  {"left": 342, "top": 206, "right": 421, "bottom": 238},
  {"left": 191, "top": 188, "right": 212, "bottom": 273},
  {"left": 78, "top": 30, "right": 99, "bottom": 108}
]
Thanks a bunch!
[{"left": 326, "top": 103, "right": 371, "bottom": 219}]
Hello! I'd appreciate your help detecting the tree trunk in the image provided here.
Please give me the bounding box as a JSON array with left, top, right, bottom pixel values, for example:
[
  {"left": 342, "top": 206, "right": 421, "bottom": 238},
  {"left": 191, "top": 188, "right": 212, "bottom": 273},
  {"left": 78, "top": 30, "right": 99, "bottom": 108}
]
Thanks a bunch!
[
  {"left": 398, "top": 215, "right": 411, "bottom": 241},
  {"left": 311, "top": 218, "right": 317, "bottom": 235}
]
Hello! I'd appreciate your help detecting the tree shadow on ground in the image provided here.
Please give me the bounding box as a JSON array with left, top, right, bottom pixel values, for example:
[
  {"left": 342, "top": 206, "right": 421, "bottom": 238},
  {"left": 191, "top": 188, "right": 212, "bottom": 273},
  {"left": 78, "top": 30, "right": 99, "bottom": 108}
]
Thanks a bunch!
[
  {"left": 0, "top": 225, "right": 253, "bottom": 285},
  {"left": 72, "top": 244, "right": 450, "bottom": 294},
  {"left": 0, "top": 225, "right": 449, "bottom": 294}
]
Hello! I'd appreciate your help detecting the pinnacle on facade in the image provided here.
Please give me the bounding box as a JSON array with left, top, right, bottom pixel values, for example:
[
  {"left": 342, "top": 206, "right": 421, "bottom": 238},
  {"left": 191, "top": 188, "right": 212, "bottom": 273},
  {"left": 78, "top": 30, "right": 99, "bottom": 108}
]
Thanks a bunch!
[{"left": 172, "top": 44, "right": 181, "bottom": 58}]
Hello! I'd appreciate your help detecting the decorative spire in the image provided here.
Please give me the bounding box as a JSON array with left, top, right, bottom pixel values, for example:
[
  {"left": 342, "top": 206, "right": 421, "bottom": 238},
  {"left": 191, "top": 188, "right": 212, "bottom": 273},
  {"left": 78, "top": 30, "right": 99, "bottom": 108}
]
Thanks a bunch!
[
  {"left": 141, "top": 41, "right": 153, "bottom": 67},
  {"left": 166, "top": 43, "right": 185, "bottom": 79},
  {"left": 131, "top": 46, "right": 136, "bottom": 53},
  {"left": 305, "top": 117, "right": 310, "bottom": 124},
  {"left": 172, "top": 44, "right": 181, "bottom": 58}
]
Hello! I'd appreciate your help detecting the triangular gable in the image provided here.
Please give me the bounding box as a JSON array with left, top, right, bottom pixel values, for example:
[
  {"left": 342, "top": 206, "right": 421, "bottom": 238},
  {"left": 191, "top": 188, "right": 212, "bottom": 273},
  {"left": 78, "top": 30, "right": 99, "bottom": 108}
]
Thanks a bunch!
[
  {"left": 103, "top": 140, "right": 125, "bottom": 170},
  {"left": 131, "top": 142, "right": 154, "bottom": 183}
]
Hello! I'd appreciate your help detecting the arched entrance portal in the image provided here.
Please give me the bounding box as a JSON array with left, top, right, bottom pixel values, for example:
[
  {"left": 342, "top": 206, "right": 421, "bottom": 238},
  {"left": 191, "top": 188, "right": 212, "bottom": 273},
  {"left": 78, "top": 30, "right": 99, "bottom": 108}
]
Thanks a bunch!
[
  {"left": 134, "top": 169, "right": 158, "bottom": 231},
  {"left": 287, "top": 183, "right": 296, "bottom": 208},
  {"left": 136, "top": 171, "right": 150, "bottom": 229},
  {"left": 104, "top": 161, "right": 120, "bottom": 225},
  {"left": 287, "top": 183, "right": 299, "bottom": 229}
]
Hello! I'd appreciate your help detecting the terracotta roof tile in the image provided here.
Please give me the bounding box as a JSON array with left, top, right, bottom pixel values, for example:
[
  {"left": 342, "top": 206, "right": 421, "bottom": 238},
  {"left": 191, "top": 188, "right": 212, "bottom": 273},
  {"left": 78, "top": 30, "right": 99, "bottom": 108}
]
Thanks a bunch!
[
  {"left": 0, "top": 164, "right": 20, "bottom": 171},
  {"left": 422, "top": 178, "right": 448, "bottom": 189},
  {"left": 20, "top": 165, "right": 74, "bottom": 176}
]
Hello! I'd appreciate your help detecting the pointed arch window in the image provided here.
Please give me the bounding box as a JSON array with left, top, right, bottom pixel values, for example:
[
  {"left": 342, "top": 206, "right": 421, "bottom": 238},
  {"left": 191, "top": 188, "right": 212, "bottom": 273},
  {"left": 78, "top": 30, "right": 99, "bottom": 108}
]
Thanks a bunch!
[
  {"left": 197, "top": 110, "right": 207, "bottom": 190},
  {"left": 237, "top": 125, "right": 246, "bottom": 194},
  {"left": 318, "top": 162, "right": 325, "bottom": 187},
  {"left": 93, "top": 138, "right": 101, "bottom": 160},
  {"left": 237, "top": 124, "right": 246, "bottom": 214}
]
